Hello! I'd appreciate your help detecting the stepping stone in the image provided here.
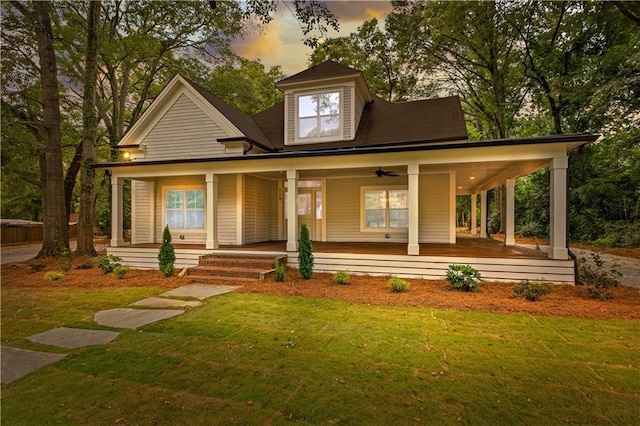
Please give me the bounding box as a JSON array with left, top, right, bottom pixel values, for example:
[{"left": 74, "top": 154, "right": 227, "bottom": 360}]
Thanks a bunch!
[
  {"left": 161, "top": 284, "right": 239, "bottom": 300},
  {"left": 94, "top": 308, "right": 184, "bottom": 329},
  {"left": 130, "top": 297, "right": 202, "bottom": 308},
  {"left": 27, "top": 327, "right": 120, "bottom": 349},
  {"left": 1, "top": 346, "right": 66, "bottom": 384}
]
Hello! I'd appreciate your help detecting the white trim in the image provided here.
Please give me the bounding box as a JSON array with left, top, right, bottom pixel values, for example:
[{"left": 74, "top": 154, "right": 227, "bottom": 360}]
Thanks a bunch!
[
  {"left": 236, "top": 174, "right": 244, "bottom": 245},
  {"left": 360, "top": 185, "right": 409, "bottom": 233},
  {"left": 470, "top": 193, "right": 477, "bottom": 235},
  {"left": 505, "top": 178, "right": 515, "bottom": 246},
  {"left": 449, "top": 171, "right": 457, "bottom": 244},
  {"left": 149, "top": 181, "right": 156, "bottom": 243},
  {"left": 111, "top": 177, "right": 124, "bottom": 247},
  {"left": 161, "top": 185, "right": 206, "bottom": 233},
  {"left": 292, "top": 87, "right": 343, "bottom": 145},
  {"left": 480, "top": 190, "right": 488, "bottom": 238},
  {"left": 407, "top": 165, "right": 420, "bottom": 255}
]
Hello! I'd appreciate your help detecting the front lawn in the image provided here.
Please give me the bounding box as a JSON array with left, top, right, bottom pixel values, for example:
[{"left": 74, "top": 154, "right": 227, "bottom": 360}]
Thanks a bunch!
[{"left": 1, "top": 282, "right": 638, "bottom": 424}]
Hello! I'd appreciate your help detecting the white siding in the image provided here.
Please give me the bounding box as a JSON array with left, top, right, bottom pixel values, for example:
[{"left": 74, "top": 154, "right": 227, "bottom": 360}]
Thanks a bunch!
[
  {"left": 286, "top": 94, "right": 295, "bottom": 144},
  {"left": 131, "top": 180, "right": 152, "bottom": 244},
  {"left": 217, "top": 174, "right": 237, "bottom": 245},
  {"left": 419, "top": 173, "right": 450, "bottom": 243},
  {"left": 268, "top": 180, "right": 280, "bottom": 241},
  {"left": 243, "top": 175, "right": 270, "bottom": 244},
  {"left": 343, "top": 87, "right": 352, "bottom": 140},
  {"left": 142, "top": 94, "right": 229, "bottom": 161},
  {"left": 326, "top": 176, "right": 409, "bottom": 243},
  {"left": 155, "top": 176, "right": 207, "bottom": 244}
]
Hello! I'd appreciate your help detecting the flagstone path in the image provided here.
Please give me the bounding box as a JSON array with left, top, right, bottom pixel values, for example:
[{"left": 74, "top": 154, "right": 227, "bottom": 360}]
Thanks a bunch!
[{"left": 1, "top": 283, "right": 239, "bottom": 384}]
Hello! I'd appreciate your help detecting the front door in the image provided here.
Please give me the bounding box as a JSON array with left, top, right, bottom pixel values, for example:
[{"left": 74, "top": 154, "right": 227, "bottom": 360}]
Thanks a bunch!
[{"left": 296, "top": 189, "right": 322, "bottom": 241}]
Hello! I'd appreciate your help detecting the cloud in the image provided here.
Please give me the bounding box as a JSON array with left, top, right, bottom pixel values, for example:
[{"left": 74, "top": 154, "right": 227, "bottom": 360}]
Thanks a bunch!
[
  {"left": 325, "top": 0, "right": 393, "bottom": 25},
  {"left": 231, "top": 18, "right": 284, "bottom": 62}
]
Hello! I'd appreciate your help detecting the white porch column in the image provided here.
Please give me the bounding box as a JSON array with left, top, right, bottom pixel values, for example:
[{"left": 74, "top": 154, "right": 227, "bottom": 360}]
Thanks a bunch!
[
  {"left": 549, "top": 157, "right": 568, "bottom": 259},
  {"left": 470, "top": 193, "right": 477, "bottom": 235},
  {"left": 286, "top": 169, "right": 298, "bottom": 252},
  {"left": 148, "top": 181, "right": 156, "bottom": 243},
  {"left": 206, "top": 173, "right": 219, "bottom": 249},
  {"left": 110, "top": 176, "right": 124, "bottom": 247},
  {"left": 505, "top": 178, "right": 515, "bottom": 246},
  {"left": 407, "top": 164, "right": 420, "bottom": 255},
  {"left": 479, "top": 190, "right": 488, "bottom": 238}
]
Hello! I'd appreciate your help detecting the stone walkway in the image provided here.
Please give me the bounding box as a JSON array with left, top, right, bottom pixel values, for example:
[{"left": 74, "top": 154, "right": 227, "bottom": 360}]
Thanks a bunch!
[{"left": 0, "top": 284, "right": 238, "bottom": 384}]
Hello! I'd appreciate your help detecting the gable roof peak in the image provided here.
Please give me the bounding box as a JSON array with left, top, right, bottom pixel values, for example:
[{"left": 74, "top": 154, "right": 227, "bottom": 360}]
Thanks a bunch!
[{"left": 276, "top": 60, "right": 363, "bottom": 87}]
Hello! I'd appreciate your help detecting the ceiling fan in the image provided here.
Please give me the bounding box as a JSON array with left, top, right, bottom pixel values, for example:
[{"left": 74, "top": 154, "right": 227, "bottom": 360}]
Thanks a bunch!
[{"left": 375, "top": 167, "right": 399, "bottom": 177}]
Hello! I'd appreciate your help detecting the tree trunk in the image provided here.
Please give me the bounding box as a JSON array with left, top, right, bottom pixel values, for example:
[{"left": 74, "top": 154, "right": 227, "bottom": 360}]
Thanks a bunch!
[
  {"left": 77, "top": 0, "right": 101, "bottom": 255},
  {"left": 30, "top": 1, "right": 70, "bottom": 258}
]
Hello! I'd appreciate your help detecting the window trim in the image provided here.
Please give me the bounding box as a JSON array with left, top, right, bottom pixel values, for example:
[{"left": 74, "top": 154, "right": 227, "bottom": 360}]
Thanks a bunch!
[
  {"left": 360, "top": 186, "right": 409, "bottom": 233},
  {"left": 162, "top": 185, "right": 206, "bottom": 232},
  {"left": 294, "top": 88, "right": 343, "bottom": 144}
]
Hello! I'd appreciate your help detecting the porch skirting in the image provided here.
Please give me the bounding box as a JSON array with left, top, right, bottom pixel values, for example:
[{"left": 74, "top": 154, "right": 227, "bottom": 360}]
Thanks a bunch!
[{"left": 108, "top": 245, "right": 575, "bottom": 284}]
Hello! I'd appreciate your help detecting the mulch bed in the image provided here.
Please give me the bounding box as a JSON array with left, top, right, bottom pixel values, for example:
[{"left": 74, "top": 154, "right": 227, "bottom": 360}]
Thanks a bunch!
[{"left": 3, "top": 256, "right": 639, "bottom": 321}]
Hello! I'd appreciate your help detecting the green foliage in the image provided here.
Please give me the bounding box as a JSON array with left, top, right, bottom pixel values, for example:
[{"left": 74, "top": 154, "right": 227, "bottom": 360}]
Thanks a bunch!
[
  {"left": 44, "top": 271, "right": 64, "bottom": 281},
  {"left": 446, "top": 264, "right": 482, "bottom": 292},
  {"left": 389, "top": 277, "right": 409, "bottom": 292},
  {"left": 274, "top": 262, "right": 286, "bottom": 282},
  {"left": 578, "top": 252, "right": 621, "bottom": 300},
  {"left": 513, "top": 280, "right": 553, "bottom": 302},
  {"left": 158, "top": 226, "right": 176, "bottom": 277},
  {"left": 333, "top": 270, "right": 351, "bottom": 285},
  {"left": 110, "top": 265, "right": 130, "bottom": 280},
  {"left": 298, "top": 224, "right": 314, "bottom": 279},
  {"left": 28, "top": 259, "right": 47, "bottom": 272},
  {"left": 55, "top": 247, "right": 73, "bottom": 272},
  {"left": 96, "top": 255, "right": 123, "bottom": 274}
]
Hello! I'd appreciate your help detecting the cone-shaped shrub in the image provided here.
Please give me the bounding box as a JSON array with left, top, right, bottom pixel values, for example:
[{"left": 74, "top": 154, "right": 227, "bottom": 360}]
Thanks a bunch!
[
  {"left": 298, "top": 224, "right": 314, "bottom": 279},
  {"left": 158, "top": 225, "right": 176, "bottom": 277}
]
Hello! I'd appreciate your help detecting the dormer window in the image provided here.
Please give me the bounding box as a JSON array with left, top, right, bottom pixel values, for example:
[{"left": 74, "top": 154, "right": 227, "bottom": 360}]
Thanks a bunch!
[{"left": 296, "top": 91, "right": 341, "bottom": 142}]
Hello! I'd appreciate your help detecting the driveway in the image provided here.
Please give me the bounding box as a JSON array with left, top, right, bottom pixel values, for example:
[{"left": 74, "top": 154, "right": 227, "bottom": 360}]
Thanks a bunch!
[{"left": 1, "top": 241, "right": 108, "bottom": 265}]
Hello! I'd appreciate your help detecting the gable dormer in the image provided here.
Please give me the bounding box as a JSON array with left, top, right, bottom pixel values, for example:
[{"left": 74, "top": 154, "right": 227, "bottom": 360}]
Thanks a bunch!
[{"left": 275, "top": 61, "right": 372, "bottom": 145}]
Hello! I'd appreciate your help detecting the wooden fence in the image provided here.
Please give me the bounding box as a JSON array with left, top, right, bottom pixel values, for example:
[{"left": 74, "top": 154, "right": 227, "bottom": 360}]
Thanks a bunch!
[{"left": 1, "top": 224, "right": 78, "bottom": 245}]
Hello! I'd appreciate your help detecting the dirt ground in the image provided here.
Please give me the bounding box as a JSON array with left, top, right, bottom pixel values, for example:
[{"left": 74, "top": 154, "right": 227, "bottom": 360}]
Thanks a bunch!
[{"left": 2, "top": 255, "right": 639, "bottom": 321}]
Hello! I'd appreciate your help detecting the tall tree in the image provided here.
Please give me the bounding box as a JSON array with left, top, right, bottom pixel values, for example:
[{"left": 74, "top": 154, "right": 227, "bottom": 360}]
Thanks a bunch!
[
  {"left": 10, "top": 0, "right": 69, "bottom": 257},
  {"left": 77, "top": 0, "right": 101, "bottom": 255}
]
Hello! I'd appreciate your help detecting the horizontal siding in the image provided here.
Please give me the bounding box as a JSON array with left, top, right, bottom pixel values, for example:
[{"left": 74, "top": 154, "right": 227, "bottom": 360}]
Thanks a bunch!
[
  {"left": 286, "top": 94, "right": 295, "bottom": 144},
  {"left": 419, "top": 173, "right": 450, "bottom": 243},
  {"left": 343, "top": 87, "right": 352, "bottom": 140},
  {"left": 131, "top": 180, "right": 151, "bottom": 244},
  {"left": 217, "top": 174, "right": 237, "bottom": 245},
  {"left": 268, "top": 180, "right": 280, "bottom": 241},
  {"left": 244, "top": 175, "right": 270, "bottom": 244},
  {"left": 155, "top": 176, "right": 207, "bottom": 244},
  {"left": 142, "top": 94, "right": 229, "bottom": 161},
  {"left": 326, "top": 176, "right": 408, "bottom": 243}
]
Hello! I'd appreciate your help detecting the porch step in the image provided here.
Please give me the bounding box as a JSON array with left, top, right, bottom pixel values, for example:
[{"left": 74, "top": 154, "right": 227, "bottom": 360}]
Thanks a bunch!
[{"left": 187, "top": 254, "right": 287, "bottom": 282}]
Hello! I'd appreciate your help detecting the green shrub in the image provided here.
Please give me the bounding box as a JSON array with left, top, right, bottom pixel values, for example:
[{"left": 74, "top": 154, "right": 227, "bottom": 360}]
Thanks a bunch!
[
  {"left": 513, "top": 280, "right": 552, "bottom": 301},
  {"left": 97, "top": 254, "right": 123, "bottom": 274},
  {"left": 274, "top": 262, "right": 286, "bottom": 282},
  {"left": 298, "top": 224, "right": 314, "bottom": 279},
  {"left": 578, "top": 252, "right": 621, "bottom": 300},
  {"left": 446, "top": 264, "right": 482, "bottom": 292},
  {"left": 56, "top": 247, "right": 72, "bottom": 271},
  {"left": 389, "top": 277, "right": 409, "bottom": 292},
  {"left": 158, "top": 225, "right": 176, "bottom": 277},
  {"left": 29, "top": 259, "right": 47, "bottom": 272},
  {"left": 44, "top": 271, "right": 64, "bottom": 281},
  {"left": 110, "top": 265, "right": 130, "bottom": 279},
  {"left": 333, "top": 270, "right": 351, "bottom": 285}
]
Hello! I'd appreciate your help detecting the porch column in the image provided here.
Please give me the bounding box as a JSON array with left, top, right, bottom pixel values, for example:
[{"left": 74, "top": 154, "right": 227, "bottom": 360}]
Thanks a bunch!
[
  {"left": 206, "top": 173, "right": 219, "bottom": 249},
  {"left": 505, "top": 178, "right": 515, "bottom": 246},
  {"left": 479, "top": 190, "right": 488, "bottom": 238},
  {"left": 407, "top": 164, "right": 420, "bottom": 255},
  {"left": 286, "top": 169, "right": 298, "bottom": 252},
  {"left": 110, "top": 176, "right": 124, "bottom": 247},
  {"left": 549, "top": 156, "right": 568, "bottom": 259},
  {"left": 470, "top": 193, "right": 477, "bottom": 235},
  {"left": 148, "top": 181, "right": 156, "bottom": 243}
]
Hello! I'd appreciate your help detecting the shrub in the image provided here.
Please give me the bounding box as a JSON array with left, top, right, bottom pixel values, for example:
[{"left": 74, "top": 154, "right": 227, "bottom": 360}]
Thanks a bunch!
[
  {"left": 513, "top": 280, "right": 552, "bottom": 302},
  {"left": 97, "top": 254, "right": 123, "bottom": 274},
  {"left": 389, "top": 277, "right": 409, "bottom": 292},
  {"left": 333, "top": 270, "right": 351, "bottom": 285},
  {"left": 298, "top": 224, "right": 314, "bottom": 279},
  {"left": 29, "top": 259, "right": 47, "bottom": 272},
  {"left": 44, "top": 271, "right": 64, "bottom": 281},
  {"left": 110, "top": 265, "right": 130, "bottom": 279},
  {"left": 56, "top": 247, "right": 72, "bottom": 272},
  {"left": 158, "top": 225, "right": 176, "bottom": 277},
  {"left": 578, "top": 252, "right": 621, "bottom": 300},
  {"left": 274, "top": 262, "right": 286, "bottom": 282},
  {"left": 446, "top": 264, "right": 482, "bottom": 292}
]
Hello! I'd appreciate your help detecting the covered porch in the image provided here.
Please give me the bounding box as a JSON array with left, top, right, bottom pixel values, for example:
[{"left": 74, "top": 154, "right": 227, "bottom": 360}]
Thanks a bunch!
[{"left": 108, "top": 234, "right": 575, "bottom": 283}]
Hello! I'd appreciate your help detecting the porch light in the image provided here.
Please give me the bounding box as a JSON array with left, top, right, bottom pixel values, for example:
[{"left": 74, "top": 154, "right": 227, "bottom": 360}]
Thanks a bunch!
[
  {"left": 122, "top": 151, "right": 131, "bottom": 160},
  {"left": 470, "top": 176, "right": 475, "bottom": 180}
]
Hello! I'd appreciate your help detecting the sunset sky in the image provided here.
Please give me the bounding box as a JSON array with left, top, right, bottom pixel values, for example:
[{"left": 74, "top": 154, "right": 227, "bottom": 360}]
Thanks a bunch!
[{"left": 231, "top": 0, "right": 393, "bottom": 75}]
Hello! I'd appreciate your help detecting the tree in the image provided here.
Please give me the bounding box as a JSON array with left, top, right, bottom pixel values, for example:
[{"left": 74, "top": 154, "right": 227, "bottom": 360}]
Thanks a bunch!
[
  {"left": 158, "top": 226, "right": 176, "bottom": 277},
  {"left": 10, "top": 0, "right": 70, "bottom": 257},
  {"left": 77, "top": 0, "right": 101, "bottom": 255},
  {"left": 298, "top": 224, "right": 314, "bottom": 279}
]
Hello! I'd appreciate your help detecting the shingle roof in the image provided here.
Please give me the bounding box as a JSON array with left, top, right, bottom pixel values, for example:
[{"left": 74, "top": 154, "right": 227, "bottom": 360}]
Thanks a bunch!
[
  {"left": 275, "top": 60, "right": 362, "bottom": 87},
  {"left": 251, "top": 94, "right": 468, "bottom": 151}
]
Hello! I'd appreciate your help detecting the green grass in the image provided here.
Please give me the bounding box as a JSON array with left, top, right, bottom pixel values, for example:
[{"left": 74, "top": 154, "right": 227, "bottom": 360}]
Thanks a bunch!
[{"left": 1, "top": 285, "right": 639, "bottom": 425}]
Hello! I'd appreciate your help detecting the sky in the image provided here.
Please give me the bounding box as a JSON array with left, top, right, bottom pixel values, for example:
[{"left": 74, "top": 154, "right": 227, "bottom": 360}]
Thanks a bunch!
[{"left": 231, "top": 0, "right": 393, "bottom": 75}]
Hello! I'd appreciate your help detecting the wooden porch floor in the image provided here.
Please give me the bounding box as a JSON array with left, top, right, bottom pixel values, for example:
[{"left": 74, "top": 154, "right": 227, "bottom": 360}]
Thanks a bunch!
[{"left": 127, "top": 235, "right": 550, "bottom": 260}]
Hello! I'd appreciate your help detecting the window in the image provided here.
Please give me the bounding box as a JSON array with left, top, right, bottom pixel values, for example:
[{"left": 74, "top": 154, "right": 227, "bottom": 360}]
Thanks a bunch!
[
  {"left": 165, "top": 189, "right": 205, "bottom": 230},
  {"left": 361, "top": 187, "right": 408, "bottom": 231},
  {"left": 297, "top": 91, "right": 340, "bottom": 140}
]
